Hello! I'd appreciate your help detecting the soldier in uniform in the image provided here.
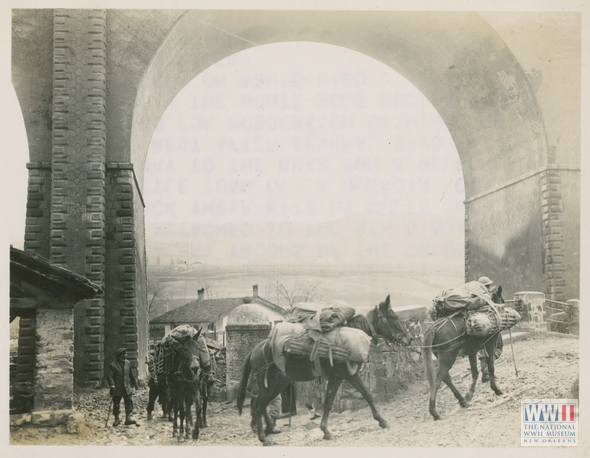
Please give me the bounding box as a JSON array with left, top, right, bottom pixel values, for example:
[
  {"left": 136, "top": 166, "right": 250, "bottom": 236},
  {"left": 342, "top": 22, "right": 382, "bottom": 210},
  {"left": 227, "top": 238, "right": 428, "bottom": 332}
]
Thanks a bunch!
[
  {"left": 106, "top": 347, "right": 139, "bottom": 426},
  {"left": 477, "top": 276, "right": 504, "bottom": 382}
]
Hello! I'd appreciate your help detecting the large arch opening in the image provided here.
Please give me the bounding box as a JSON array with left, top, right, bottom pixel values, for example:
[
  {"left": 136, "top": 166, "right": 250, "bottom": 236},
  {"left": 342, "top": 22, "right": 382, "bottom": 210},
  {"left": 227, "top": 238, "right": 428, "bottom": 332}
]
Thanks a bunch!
[{"left": 143, "top": 42, "right": 465, "bottom": 309}]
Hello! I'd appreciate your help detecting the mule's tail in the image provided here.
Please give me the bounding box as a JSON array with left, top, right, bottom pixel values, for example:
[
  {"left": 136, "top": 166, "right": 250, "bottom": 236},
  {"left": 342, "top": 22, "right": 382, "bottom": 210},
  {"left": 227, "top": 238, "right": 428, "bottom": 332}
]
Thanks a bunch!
[
  {"left": 236, "top": 350, "right": 252, "bottom": 416},
  {"left": 423, "top": 325, "right": 437, "bottom": 387}
]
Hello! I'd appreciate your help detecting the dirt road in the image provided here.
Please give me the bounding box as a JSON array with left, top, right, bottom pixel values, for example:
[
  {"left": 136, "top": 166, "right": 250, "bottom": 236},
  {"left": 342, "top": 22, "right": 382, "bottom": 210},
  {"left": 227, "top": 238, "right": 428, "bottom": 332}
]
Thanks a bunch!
[{"left": 9, "top": 333, "right": 578, "bottom": 448}]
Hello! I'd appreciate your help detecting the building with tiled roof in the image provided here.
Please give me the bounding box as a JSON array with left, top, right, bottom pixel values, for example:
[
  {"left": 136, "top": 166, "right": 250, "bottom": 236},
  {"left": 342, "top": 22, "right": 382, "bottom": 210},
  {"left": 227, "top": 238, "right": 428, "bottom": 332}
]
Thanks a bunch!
[{"left": 150, "top": 285, "right": 286, "bottom": 346}]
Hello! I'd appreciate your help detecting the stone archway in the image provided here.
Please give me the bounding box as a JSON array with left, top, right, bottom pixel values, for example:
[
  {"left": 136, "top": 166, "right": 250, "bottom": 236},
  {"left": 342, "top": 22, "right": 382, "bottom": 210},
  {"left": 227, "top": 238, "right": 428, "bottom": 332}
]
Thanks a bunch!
[{"left": 12, "top": 9, "right": 580, "bottom": 386}]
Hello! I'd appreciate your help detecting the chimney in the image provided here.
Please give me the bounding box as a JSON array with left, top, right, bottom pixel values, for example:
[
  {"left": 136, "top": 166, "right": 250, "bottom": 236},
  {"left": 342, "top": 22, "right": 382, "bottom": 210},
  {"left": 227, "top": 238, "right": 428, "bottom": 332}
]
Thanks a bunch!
[
  {"left": 198, "top": 288, "right": 204, "bottom": 301},
  {"left": 253, "top": 284, "right": 258, "bottom": 298}
]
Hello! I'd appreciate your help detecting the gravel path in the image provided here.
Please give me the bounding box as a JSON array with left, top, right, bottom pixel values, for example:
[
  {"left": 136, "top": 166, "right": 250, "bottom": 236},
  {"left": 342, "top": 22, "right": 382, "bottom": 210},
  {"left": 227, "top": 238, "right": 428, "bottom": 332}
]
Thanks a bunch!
[{"left": 9, "top": 333, "right": 578, "bottom": 448}]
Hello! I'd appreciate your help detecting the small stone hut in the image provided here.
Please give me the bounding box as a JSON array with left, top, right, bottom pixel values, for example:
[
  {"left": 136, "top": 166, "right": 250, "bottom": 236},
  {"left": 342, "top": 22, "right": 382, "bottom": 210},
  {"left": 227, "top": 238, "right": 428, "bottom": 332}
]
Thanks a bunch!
[
  {"left": 10, "top": 246, "right": 102, "bottom": 425},
  {"left": 225, "top": 301, "right": 271, "bottom": 389}
]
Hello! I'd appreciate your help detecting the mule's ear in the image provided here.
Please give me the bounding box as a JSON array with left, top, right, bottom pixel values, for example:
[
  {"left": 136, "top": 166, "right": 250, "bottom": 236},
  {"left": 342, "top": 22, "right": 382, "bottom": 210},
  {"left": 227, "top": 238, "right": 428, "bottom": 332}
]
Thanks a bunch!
[
  {"left": 497, "top": 285, "right": 503, "bottom": 296},
  {"left": 384, "top": 295, "right": 390, "bottom": 309},
  {"left": 193, "top": 327, "right": 202, "bottom": 341}
]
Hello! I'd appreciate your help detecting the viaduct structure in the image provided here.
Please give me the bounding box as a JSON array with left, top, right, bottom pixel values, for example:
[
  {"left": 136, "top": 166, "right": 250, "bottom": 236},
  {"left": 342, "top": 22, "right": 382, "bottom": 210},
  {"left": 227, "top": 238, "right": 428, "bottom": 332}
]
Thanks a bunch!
[{"left": 11, "top": 10, "right": 580, "bottom": 387}]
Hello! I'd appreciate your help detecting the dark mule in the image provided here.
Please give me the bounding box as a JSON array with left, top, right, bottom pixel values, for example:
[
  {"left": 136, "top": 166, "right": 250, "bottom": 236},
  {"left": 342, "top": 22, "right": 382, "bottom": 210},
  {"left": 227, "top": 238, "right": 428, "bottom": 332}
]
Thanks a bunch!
[
  {"left": 423, "top": 286, "right": 505, "bottom": 420},
  {"left": 237, "top": 295, "right": 412, "bottom": 445},
  {"left": 147, "top": 343, "right": 173, "bottom": 421},
  {"left": 147, "top": 374, "right": 173, "bottom": 421},
  {"left": 199, "top": 357, "right": 217, "bottom": 428},
  {"left": 170, "top": 329, "right": 203, "bottom": 440}
]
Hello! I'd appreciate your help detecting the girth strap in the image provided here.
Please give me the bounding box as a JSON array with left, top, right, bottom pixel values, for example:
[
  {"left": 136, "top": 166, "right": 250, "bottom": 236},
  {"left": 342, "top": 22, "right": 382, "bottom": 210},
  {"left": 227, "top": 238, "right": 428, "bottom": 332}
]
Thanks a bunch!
[{"left": 251, "top": 340, "right": 275, "bottom": 388}]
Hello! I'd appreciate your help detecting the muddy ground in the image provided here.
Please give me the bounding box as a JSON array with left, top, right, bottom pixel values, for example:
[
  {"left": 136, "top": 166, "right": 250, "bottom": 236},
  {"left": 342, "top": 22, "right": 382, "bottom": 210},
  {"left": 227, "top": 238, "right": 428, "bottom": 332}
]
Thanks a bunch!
[{"left": 9, "top": 333, "right": 579, "bottom": 449}]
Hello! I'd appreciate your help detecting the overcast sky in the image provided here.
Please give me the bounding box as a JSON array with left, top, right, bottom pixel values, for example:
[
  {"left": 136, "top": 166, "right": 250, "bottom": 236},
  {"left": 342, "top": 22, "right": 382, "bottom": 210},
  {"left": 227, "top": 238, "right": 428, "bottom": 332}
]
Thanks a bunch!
[{"left": 144, "top": 42, "right": 465, "bottom": 229}]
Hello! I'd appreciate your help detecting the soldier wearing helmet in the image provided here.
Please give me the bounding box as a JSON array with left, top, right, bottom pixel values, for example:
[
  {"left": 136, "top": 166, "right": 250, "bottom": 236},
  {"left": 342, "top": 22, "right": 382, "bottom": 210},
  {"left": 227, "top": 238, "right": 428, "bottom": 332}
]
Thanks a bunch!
[
  {"left": 476, "top": 276, "right": 504, "bottom": 382},
  {"left": 478, "top": 276, "right": 494, "bottom": 291}
]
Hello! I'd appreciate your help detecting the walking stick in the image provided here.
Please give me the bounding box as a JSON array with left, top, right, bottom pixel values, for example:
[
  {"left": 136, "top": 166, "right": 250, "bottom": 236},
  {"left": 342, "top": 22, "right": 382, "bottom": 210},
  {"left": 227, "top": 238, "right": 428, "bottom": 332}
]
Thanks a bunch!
[
  {"left": 508, "top": 328, "right": 519, "bottom": 378},
  {"left": 105, "top": 395, "right": 113, "bottom": 427},
  {"left": 289, "top": 383, "right": 293, "bottom": 429}
]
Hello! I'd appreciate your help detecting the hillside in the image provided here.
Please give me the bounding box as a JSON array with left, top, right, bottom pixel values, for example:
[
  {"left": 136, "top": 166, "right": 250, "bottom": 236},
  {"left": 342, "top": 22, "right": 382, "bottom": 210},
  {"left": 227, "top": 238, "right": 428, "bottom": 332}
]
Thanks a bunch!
[
  {"left": 149, "top": 267, "right": 464, "bottom": 318},
  {"left": 146, "top": 212, "right": 464, "bottom": 276}
]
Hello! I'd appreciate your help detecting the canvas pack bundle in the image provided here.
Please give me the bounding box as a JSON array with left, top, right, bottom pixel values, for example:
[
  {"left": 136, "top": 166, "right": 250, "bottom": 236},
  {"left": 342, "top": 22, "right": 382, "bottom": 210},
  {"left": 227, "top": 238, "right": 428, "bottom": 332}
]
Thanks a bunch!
[
  {"left": 466, "top": 306, "right": 522, "bottom": 337},
  {"left": 156, "top": 324, "right": 211, "bottom": 374},
  {"left": 433, "top": 282, "right": 490, "bottom": 319},
  {"left": 283, "top": 326, "right": 371, "bottom": 365},
  {"left": 284, "top": 333, "right": 351, "bottom": 364},
  {"left": 500, "top": 308, "right": 521, "bottom": 331}
]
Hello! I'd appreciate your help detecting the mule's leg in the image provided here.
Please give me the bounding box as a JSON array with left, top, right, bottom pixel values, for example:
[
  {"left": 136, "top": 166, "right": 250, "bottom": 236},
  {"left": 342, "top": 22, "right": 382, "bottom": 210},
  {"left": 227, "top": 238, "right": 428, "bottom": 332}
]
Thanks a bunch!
[
  {"left": 429, "top": 352, "right": 457, "bottom": 420},
  {"left": 486, "top": 341, "right": 503, "bottom": 395},
  {"left": 263, "top": 378, "right": 289, "bottom": 436},
  {"left": 345, "top": 372, "right": 389, "bottom": 428},
  {"left": 178, "top": 399, "right": 186, "bottom": 441},
  {"left": 464, "top": 353, "right": 479, "bottom": 402},
  {"left": 192, "top": 385, "right": 201, "bottom": 440},
  {"left": 320, "top": 378, "right": 343, "bottom": 440},
  {"left": 200, "top": 386, "right": 208, "bottom": 428},
  {"left": 146, "top": 380, "right": 158, "bottom": 420},
  {"left": 442, "top": 373, "right": 468, "bottom": 407},
  {"left": 194, "top": 402, "right": 201, "bottom": 439},
  {"left": 251, "top": 377, "right": 269, "bottom": 444},
  {"left": 172, "top": 399, "right": 179, "bottom": 437}
]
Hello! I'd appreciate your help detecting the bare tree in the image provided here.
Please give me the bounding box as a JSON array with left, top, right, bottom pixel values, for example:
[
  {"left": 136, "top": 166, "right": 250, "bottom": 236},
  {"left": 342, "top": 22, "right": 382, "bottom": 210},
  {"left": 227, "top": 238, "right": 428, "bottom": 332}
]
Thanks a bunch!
[
  {"left": 264, "top": 271, "right": 328, "bottom": 309},
  {"left": 147, "top": 273, "right": 169, "bottom": 320},
  {"left": 193, "top": 264, "right": 220, "bottom": 299}
]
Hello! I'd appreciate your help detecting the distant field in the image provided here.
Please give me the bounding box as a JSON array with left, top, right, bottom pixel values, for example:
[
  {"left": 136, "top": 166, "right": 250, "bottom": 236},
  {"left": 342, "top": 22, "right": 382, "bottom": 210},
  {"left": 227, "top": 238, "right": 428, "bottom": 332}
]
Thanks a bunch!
[{"left": 157, "top": 268, "right": 463, "bottom": 315}]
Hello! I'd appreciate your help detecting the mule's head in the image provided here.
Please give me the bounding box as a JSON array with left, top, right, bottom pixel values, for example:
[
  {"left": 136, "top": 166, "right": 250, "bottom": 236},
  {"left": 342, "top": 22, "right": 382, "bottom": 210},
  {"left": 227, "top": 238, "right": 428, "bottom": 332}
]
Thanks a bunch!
[
  {"left": 374, "top": 295, "right": 412, "bottom": 346},
  {"left": 491, "top": 285, "right": 505, "bottom": 304},
  {"left": 178, "top": 328, "right": 203, "bottom": 379}
]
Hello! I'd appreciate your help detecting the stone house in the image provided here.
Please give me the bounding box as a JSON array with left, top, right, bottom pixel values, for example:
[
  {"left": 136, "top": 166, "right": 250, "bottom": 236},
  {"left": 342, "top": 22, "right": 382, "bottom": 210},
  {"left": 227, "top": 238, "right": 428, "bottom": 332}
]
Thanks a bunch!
[
  {"left": 10, "top": 246, "right": 102, "bottom": 425},
  {"left": 150, "top": 285, "right": 287, "bottom": 346}
]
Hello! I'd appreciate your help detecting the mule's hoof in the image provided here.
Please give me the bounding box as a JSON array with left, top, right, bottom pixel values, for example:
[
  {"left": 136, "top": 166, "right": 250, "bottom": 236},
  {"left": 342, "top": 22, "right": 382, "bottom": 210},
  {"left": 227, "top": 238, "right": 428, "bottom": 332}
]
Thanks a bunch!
[
  {"left": 432, "top": 414, "right": 441, "bottom": 421},
  {"left": 482, "top": 373, "right": 490, "bottom": 383},
  {"left": 465, "top": 392, "right": 473, "bottom": 402},
  {"left": 379, "top": 420, "right": 390, "bottom": 429},
  {"left": 323, "top": 432, "right": 334, "bottom": 440},
  {"left": 262, "top": 439, "right": 275, "bottom": 446},
  {"left": 460, "top": 400, "right": 468, "bottom": 408},
  {"left": 494, "top": 389, "right": 503, "bottom": 396}
]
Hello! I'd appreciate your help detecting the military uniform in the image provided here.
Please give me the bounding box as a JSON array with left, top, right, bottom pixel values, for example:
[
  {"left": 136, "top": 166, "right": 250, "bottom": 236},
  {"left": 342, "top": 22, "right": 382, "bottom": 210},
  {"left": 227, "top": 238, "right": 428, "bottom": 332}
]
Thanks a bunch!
[{"left": 475, "top": 276, "right": 504, "bottom": 382}]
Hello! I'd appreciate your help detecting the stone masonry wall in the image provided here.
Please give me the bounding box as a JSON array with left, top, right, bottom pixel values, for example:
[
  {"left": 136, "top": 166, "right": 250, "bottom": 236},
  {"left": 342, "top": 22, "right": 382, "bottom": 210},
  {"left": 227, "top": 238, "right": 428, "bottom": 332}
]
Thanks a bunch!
[
  {"left": 34, "top": 309, "right": 74, "bottom": 411},
  {"left": 225, "top": 324, "right": 271, "bottom": 387},
  {"left": 51, "top": 9, "right": 107, "bottom": 387}
]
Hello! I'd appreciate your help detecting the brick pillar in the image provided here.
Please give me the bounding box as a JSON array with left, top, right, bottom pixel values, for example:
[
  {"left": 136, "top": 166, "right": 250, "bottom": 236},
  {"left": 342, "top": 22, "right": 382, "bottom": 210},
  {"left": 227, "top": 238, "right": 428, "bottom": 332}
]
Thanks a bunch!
[
  {"left": 24, "top": 163, "right": 52, "bottom": 258},
  {"left": 105, "top": 163, "right": 148, "bottom": 381},
  {"left": 34, "top": 309, "right": 74, "bottom": 413},
  {"left": 14, "top": 317, "right": 36, "bottom": 413},
  {"left": 225, "top": 324, "right": 271, "bottom": 387},
  {"left": 540, "top": 169, "right": 566, "bottom": 301},
  {"left": 51, "top": 9, "right": 107, "bottom": 387}
]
